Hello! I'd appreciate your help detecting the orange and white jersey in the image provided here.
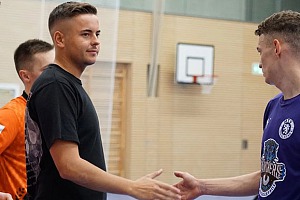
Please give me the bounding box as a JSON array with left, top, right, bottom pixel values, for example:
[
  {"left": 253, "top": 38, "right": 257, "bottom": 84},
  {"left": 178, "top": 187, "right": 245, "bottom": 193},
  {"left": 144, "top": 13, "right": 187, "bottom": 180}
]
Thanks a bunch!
[{"left": 0, "top": 95, "right": 27, "bottom": 199}]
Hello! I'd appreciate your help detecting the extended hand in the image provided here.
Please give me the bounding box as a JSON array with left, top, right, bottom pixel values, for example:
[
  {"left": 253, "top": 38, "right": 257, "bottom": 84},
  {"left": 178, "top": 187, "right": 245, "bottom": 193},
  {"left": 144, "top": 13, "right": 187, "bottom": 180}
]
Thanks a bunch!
[
  {"left": 131, "top": 169, "right": 181, "bottom": 200},
  {"left": 174, "top": 171, "right": 202, "bottom": 200}
]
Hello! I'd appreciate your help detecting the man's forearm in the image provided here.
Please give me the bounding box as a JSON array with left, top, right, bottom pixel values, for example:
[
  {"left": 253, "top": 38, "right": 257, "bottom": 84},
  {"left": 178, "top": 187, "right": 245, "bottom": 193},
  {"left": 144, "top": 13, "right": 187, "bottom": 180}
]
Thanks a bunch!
[{"left": 200, "top": 171, "right": 260, "bottom": 196}]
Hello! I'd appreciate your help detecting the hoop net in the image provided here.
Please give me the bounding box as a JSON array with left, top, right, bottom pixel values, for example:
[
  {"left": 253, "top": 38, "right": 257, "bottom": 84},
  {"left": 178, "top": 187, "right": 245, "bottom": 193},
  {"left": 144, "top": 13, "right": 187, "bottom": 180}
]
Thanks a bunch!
[
  {"left": 195, "top": 75, "right": 218, "bottom": 94},
  {"left": 201, "top": 84, "right": 214, "bottom": 94}
]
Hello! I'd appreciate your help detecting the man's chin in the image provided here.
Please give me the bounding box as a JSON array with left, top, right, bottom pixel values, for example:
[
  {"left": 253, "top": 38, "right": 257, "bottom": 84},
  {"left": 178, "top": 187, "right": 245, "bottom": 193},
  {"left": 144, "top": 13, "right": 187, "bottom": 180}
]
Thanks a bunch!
[
  {"left": 265, "top": 79, "right": 274, "bottom": 85},
  {"left": 85, "top": 60, "right": 97, "bottom": 66}
]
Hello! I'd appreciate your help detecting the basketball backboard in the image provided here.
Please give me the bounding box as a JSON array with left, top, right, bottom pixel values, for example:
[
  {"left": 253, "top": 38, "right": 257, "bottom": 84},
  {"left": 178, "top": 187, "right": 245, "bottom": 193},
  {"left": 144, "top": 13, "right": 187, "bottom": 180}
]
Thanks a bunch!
[{"left": 176, "top": 43, "right": 215, "bottom": 85}]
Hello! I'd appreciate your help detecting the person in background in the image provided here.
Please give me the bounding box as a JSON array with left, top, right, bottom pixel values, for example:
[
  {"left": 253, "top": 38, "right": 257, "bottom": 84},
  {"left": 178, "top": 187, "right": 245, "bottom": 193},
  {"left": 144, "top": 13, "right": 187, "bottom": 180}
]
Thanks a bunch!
[
  {"left": 174, "top": 10, "right": 300, "bottom": 200},
  {"left": 25, "top": 2, "right": 181, "bottom": 200},
  {"left": 0, "top": 39, "right": 54, "bottom": 199}
]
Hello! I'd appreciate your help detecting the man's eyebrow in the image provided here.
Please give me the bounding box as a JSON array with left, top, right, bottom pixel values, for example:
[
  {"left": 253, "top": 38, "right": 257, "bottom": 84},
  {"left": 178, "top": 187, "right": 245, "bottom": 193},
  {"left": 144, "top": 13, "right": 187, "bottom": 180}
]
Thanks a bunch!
[
  {"left": 81, "top": 29, "right": 92, "bottom": 33},
  {"left": 81, "top": 29, "right": 101, "bottom": 34}
]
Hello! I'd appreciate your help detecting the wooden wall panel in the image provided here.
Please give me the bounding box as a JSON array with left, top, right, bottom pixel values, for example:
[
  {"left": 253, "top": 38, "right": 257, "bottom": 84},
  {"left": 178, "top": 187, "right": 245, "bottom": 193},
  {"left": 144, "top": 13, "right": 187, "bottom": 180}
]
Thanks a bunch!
[{"left": 82, "top": 63, "right": 129, "bottom": 177}]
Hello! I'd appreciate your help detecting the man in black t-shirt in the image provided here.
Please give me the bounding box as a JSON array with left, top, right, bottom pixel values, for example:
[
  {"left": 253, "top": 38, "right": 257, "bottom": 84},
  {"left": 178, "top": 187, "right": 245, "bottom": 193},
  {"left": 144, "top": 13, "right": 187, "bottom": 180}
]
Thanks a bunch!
[{"left": 25, "top": 2, "right": 181, "bottom": 200}]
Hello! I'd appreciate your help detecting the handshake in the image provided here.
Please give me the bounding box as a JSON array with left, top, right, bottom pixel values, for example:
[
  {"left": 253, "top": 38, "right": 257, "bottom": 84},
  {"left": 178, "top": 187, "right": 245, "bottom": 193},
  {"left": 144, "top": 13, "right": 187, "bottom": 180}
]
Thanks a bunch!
[
  {"left": 129, "top": 169, "right": 260, "bottom": 200},
  {"left": 129, "top": 169, "right": 203, "bottom": 200}
]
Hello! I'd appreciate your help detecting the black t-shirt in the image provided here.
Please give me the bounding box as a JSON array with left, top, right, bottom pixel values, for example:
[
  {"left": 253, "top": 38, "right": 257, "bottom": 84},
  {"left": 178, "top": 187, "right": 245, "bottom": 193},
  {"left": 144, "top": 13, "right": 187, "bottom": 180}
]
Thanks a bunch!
[{"left": 25, "top": 64, "right": 107, "bottom": 200}]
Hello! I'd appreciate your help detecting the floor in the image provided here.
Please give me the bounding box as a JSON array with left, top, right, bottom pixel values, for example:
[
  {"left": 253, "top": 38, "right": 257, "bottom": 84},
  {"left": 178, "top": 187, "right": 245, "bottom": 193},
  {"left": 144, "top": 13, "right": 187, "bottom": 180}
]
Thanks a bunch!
[{"left": 107, "top": 193, "right": 257, "bottom": 200}]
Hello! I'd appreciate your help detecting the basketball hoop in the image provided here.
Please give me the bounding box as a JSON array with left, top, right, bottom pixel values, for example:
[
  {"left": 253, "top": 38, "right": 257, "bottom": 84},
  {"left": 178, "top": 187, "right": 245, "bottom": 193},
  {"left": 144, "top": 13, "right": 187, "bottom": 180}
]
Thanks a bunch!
[{"left": 193, "top": 76, "right": 198, "bottom": 84}]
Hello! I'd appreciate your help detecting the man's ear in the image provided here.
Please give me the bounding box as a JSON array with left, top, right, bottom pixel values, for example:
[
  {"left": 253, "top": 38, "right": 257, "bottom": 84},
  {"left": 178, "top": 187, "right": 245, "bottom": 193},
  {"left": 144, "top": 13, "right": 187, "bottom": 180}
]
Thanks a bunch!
[
  {"left": 18, "top": 70, "right": 30, "bottom": 83},
  {"left": 54, "top": 31, "right": 64, "bottom": 48},
  {"left": 273, "top": 39, "right": 281, "bottom": 57}
]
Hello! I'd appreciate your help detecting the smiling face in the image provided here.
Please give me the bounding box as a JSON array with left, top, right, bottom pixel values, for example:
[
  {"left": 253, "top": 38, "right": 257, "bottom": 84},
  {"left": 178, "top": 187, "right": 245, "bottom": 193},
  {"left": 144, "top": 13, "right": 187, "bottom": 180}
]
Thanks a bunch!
[{"left": 54, "top": 14, "right": 100, "bottom": 72}]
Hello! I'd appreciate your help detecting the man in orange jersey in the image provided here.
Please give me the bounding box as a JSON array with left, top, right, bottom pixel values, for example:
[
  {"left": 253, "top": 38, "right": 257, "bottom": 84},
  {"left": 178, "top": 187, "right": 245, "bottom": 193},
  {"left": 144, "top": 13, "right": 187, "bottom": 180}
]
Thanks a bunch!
[{"left": 0, "top": 39, "right": 54, "bottom": 199}]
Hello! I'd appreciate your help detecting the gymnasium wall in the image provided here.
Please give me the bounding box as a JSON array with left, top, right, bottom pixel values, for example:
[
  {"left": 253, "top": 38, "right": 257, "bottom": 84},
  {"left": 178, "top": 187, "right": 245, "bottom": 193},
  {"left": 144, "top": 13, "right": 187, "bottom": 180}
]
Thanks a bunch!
[{"left": 116, "top": 10, "right": 279, "bottom": 183}]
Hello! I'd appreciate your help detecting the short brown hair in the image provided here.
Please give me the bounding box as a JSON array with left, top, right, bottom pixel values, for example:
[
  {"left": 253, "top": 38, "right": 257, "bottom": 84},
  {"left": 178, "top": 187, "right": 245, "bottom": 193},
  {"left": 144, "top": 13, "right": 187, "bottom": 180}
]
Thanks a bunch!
[
  {"left": 14, "top": 39, "right": 53, "bottom": 73},
  {"left": 48, "top": 1, "right": 97, "bottom": 32},
  {"left": 255, "top": 10, "right": 300, "bottom": 50}
]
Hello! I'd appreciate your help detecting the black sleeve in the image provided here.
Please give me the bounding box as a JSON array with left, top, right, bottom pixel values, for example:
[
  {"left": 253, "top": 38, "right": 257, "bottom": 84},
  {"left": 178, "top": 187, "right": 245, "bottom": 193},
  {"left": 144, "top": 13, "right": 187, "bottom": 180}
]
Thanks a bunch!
[{"left": 30, "top": 80, "right": 80, "bottom": 149}]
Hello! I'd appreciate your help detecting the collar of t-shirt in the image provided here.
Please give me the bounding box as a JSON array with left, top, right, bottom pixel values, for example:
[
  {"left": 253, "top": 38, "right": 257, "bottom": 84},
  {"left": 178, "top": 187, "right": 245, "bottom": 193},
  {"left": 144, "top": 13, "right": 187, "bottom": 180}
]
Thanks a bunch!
[{"left": 22, "top": 90, "right": 28, "bottom": 100}]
